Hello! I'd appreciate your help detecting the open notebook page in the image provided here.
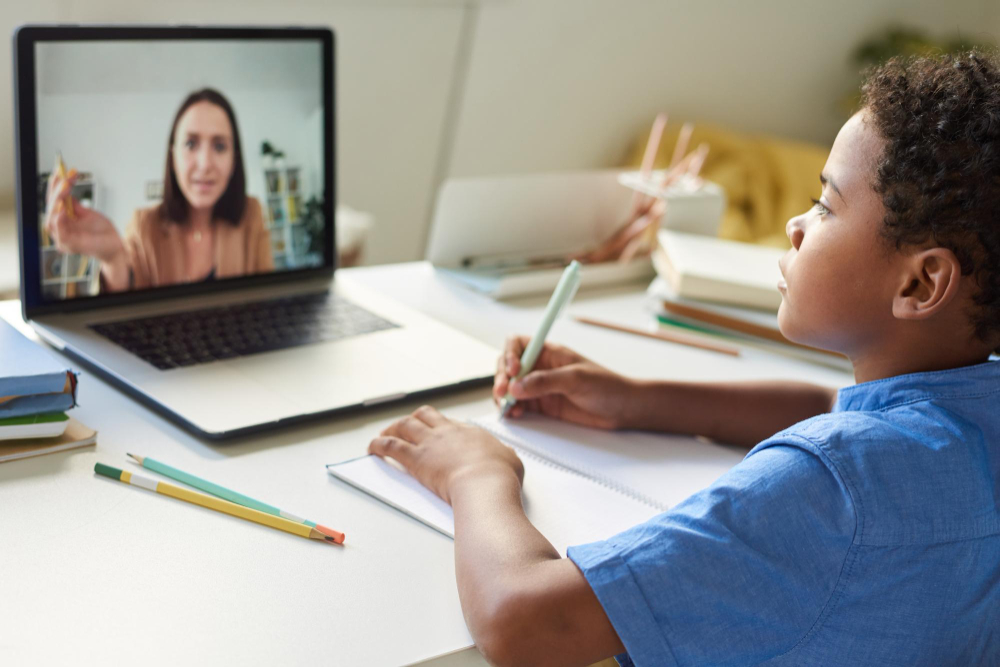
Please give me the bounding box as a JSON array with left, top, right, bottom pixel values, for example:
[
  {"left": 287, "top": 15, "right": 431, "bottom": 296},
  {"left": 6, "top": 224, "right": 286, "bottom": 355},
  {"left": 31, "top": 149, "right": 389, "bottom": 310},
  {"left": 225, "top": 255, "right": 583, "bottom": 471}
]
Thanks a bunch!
[
  {"left": 473, "top": 413, "right": 747, "bottom": 510},
  {"left": 328, "top": 447, "right": 658, "bottom": 555},
  {"left": 328, "top": 413, "right": 746, "bottom": 554}
]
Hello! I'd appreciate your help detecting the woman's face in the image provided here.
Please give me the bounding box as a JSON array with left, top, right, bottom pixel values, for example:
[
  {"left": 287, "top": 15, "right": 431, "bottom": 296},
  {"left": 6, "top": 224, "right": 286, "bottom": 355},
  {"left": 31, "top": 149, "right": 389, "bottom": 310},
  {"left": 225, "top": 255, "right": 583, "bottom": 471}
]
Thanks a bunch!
[{"left": 171, "top": 101, "right": 235, "bottom": 213}]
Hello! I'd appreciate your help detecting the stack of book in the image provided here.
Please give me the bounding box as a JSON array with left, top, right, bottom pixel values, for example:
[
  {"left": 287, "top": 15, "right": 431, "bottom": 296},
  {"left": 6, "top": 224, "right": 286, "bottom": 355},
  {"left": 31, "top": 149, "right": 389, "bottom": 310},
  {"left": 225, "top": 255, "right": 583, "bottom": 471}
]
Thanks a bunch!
[
  {"left": 652, "top": 229, "right": 785, "bottom": 311},
  {"left": 0, "top": 319, "right": 96, "bottom": 462},
  {"left": 649, "top": 230, "right": 850, "bottom": 369}
]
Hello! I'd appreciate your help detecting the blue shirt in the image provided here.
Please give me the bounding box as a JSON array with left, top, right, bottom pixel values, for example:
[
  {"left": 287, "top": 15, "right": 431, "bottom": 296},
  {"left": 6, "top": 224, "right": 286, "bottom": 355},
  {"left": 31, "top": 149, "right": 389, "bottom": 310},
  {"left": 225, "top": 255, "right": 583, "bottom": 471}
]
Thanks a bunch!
[{"left": 568, "top": 360, "right": 1000, "bottom": 666}]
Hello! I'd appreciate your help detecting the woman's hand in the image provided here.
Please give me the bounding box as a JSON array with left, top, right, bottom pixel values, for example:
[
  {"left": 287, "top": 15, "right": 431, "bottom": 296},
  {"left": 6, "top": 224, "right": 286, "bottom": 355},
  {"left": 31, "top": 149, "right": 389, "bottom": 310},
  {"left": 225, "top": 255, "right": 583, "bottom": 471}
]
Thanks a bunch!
[
  {"left": 493, "top": 336, "right": 642, "bottom": 430},
  {"left": 369, "top": 405, "right": 524, "bottom": 505},
  {"left": 45, "top": 168, "right": 127, "bottom": 262}
]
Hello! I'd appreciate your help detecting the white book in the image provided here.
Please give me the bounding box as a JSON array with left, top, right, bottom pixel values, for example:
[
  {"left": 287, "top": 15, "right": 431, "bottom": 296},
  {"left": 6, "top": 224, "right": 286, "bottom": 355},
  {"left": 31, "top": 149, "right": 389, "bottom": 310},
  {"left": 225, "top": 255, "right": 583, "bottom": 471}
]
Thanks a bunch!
[
  {"left": 653, "top": 229, "right": 786, "bottom": 311},
  {"left": 437, "top": 258, "right": 653, "bottom": 300},
  {"left": 0, "top": 417, "right": 96, "bottom": 463},
  {"left": 647, "top": 277, "right": 781, "bottom": 332},
  {"left": 327, "top": 413, "right": 746, "bottom": 554},
  {"left": 0, "top": 412, "right": 70, "bottom": 441}
]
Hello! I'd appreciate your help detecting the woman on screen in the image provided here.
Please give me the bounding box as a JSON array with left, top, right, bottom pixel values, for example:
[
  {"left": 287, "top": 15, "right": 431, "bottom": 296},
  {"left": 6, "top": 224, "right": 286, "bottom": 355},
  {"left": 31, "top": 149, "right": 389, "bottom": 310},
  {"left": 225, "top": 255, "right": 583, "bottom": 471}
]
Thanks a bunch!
[{"left": 44, "top": 88, "right": 274, "bottom": 292}]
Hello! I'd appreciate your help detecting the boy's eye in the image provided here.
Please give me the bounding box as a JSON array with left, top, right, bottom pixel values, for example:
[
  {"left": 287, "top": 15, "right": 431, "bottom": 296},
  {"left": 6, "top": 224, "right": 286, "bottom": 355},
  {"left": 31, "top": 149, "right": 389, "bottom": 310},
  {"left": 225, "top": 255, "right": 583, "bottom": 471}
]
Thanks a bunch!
[
  {"left": 185, "top": 138, "right": 197, "bottom": 150},
  {"left": 214, "top": 141, "right": 227, "bottom": 153},
  {"left": 810, "top": 198, "right": 830, "bottom": 216}
]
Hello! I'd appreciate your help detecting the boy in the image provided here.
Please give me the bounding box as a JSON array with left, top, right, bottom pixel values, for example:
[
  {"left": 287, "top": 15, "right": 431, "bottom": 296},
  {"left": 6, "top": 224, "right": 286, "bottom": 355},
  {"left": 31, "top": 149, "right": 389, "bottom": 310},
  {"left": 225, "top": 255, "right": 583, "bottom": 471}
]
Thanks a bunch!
[{"left": 369, "top": 52, "right": 1000, "bottom": 666}]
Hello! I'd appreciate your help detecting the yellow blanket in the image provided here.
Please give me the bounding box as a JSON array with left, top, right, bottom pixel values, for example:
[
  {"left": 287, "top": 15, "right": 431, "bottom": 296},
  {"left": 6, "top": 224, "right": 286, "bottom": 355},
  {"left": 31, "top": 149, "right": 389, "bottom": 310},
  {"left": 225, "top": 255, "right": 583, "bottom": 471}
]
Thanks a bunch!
[{"left": 626, "top": 123, "right": 829, "bottom": 249}]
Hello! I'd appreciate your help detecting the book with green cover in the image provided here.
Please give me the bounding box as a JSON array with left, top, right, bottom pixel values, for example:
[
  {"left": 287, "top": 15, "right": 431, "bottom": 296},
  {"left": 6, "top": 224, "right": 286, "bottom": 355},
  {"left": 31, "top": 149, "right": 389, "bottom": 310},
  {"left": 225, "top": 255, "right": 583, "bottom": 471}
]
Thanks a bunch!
[
  {"left": 0, "top": 416, "right": 96, "bottom": 463},
  {"left": 0, "top": 412, "right": 70, "bottom": 440}
]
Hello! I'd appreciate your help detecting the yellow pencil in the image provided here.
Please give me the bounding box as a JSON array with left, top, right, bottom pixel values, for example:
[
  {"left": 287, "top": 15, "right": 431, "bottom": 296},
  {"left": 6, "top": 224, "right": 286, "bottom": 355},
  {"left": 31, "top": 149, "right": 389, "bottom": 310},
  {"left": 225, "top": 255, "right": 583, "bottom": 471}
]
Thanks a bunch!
[
  {"left": 55, "top": 152, "right": 76, "bottom": 220},
  {"left": 94, "top": 462, "right": 344, "bottom": 545}
]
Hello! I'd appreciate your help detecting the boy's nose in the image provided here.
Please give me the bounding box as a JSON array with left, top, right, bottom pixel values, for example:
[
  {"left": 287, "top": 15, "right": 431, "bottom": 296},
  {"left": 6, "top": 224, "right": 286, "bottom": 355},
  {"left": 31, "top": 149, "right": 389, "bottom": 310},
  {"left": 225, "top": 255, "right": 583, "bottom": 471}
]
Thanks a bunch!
[{"left": 786, "top": 215, "right": 805, "bottom": 250}]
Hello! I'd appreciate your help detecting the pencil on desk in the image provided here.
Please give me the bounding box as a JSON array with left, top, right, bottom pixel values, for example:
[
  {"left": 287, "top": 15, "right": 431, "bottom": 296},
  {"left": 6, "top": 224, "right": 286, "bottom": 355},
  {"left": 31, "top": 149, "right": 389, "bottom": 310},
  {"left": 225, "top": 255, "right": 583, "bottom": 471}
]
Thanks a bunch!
[
  {"left": 657, "top": 315, "right": 850, "bottom": 371},
  {"left": 658, "top": 300, "right": 844, "bottom": 359},
  {"left": 126, "top": 453, "right": 344, "bottom": 542},
  {"left": 94, "top": 463, "right": 344, "bottom": 545},
  {"left": 574, "top": 315, "right": 740, "bottom": 357},
  {"left": 656, "top": 314, "right": 728, "bottom": 338}
]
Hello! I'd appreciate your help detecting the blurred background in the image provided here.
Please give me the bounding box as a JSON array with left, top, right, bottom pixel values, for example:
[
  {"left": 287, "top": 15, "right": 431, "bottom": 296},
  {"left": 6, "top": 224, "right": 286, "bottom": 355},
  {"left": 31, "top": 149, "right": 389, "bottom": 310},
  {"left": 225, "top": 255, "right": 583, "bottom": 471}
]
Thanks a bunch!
[{"left": 1, "top": 0, "right": 998, "bottom": 295}]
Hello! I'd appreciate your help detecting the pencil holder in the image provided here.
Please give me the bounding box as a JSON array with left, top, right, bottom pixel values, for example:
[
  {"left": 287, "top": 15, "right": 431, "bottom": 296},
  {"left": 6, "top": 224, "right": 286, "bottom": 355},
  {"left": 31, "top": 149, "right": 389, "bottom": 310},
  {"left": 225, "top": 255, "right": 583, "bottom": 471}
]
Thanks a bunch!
[{"left": 618, "top": 171, "right": 726, "bottom": 237}]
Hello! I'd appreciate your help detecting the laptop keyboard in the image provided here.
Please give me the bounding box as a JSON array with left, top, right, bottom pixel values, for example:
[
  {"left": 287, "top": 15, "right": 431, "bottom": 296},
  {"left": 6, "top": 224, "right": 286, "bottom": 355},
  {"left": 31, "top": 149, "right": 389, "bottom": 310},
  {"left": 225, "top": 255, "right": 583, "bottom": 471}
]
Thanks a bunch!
[{"left": 90, "top": 292, "right": 398, "bottom": 370}]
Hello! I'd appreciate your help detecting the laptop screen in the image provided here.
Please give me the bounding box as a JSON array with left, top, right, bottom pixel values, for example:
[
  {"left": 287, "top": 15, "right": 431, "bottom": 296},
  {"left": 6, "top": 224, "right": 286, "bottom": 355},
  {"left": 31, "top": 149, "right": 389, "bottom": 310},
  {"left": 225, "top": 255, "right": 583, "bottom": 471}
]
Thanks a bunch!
[{"left": 16, "top": 27, "right": 333, "bottom": 310}]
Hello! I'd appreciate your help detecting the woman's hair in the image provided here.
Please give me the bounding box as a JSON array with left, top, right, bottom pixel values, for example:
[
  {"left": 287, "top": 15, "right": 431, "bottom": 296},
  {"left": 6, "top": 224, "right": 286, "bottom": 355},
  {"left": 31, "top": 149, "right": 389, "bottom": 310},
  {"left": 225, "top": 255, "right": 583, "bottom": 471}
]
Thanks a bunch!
[
  {"left": 861, "top": 50, "right": 1000, "bottom": 346},
  {"left": 159, "top": 88, "right": 246, "bottom": 226}
]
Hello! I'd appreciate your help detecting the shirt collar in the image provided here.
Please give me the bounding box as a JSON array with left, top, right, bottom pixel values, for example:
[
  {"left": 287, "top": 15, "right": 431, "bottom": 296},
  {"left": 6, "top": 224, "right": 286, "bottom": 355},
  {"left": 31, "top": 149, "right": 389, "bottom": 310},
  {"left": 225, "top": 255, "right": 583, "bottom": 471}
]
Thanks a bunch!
[{"left": 834, "top": 359, "right": 1000, "bottom": 412}]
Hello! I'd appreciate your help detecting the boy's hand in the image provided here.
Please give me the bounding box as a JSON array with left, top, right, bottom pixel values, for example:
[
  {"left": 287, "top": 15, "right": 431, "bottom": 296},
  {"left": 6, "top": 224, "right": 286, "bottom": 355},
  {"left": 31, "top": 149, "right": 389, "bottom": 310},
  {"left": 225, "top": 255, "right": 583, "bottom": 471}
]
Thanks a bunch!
[
  {"left": 493, "top": 336, "right": 640, "bottom": 430},
  {"left": 369, "top": 405, "right": 524, "bottom": 505}
]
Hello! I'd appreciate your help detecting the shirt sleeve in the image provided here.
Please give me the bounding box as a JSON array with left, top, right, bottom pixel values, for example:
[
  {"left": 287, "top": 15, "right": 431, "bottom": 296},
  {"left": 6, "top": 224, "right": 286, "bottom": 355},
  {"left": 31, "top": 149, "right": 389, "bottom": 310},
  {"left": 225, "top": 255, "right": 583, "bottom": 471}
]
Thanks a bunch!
[{"left": 567, "top": 439, "right": 856, "bottom": 667}]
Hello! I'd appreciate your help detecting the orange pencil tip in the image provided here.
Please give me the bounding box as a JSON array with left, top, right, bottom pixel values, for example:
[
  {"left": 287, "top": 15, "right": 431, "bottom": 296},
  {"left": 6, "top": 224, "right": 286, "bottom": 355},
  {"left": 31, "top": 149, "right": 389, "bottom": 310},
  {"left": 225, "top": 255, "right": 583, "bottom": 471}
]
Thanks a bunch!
[{"left": 316, "top": 524, "right": 345, "bottom": 544}]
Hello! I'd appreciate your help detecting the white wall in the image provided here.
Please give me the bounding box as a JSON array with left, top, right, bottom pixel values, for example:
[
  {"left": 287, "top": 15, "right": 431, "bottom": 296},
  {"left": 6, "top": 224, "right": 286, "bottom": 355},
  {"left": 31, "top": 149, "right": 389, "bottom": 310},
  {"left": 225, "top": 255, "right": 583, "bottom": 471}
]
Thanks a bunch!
[
  {"left": 447, "top": 0, "right": 990, "bottom": 177},
  {"left": 986, "top": 0, "right": 1000, "bottom": 42},
  {"left": 1, "top": 0, "right": 997, "bottom": 267}
]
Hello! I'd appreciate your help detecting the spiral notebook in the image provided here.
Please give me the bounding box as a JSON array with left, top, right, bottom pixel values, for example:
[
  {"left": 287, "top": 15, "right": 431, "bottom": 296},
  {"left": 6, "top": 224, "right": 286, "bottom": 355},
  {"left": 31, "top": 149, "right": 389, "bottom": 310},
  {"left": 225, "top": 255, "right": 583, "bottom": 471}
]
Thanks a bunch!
[{"left": 326, "top": 413, "right": 745, "bottom": 553}]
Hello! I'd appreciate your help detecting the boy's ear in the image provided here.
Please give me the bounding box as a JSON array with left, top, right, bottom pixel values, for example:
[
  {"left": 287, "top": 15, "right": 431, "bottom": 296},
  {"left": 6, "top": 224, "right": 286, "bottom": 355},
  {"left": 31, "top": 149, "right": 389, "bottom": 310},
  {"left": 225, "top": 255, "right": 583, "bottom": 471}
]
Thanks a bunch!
[{"left": 892, "top": 247, "right": 963, "bottom": 321}]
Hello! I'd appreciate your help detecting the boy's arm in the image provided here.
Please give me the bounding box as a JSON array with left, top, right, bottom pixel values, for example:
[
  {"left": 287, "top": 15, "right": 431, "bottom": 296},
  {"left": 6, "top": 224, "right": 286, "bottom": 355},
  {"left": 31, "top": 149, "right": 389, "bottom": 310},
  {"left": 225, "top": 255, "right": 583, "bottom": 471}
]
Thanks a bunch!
[
  {"left": 451, "top": 470, "right": 624, "bottom": 667},
  {"left": 627, "top": 379, "right": 838, "bottom": 447},
  {"left": 369, "top": 409, "right": 624, "bottom": 667},
  {"left": 496, "top": 338, "right": 838, "bottom": 447}
]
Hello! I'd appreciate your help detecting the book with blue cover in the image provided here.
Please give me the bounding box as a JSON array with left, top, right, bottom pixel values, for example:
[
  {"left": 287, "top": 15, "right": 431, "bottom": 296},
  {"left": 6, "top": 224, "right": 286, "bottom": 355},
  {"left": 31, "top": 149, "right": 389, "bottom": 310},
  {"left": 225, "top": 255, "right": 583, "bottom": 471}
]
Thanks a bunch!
[{"left": 0, "top": 319, "right": 77, "bottom": 418}]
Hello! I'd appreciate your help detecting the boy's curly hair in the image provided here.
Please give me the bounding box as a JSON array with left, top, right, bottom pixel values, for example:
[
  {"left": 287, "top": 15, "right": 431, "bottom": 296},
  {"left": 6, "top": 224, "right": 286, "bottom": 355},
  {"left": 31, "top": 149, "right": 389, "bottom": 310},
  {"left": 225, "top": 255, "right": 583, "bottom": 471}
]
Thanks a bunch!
[{"left": 861, "top": 51, "right": 1000, "bottom": 346}]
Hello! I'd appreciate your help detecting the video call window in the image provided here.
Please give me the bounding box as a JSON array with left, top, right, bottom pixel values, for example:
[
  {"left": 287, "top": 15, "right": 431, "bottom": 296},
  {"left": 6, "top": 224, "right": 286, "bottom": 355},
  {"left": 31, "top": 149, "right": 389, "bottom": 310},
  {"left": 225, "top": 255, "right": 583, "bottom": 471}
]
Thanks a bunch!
[{"left": 35, "top": 39, "right": 326, "bottom": 301}]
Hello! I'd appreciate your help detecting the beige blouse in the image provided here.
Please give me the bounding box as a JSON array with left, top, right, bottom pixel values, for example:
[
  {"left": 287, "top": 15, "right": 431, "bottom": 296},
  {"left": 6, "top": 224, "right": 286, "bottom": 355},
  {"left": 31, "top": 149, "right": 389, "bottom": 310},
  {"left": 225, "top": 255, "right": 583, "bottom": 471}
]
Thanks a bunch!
[{"left": 121, "top": 197, "right": 274, "bottom": 290}]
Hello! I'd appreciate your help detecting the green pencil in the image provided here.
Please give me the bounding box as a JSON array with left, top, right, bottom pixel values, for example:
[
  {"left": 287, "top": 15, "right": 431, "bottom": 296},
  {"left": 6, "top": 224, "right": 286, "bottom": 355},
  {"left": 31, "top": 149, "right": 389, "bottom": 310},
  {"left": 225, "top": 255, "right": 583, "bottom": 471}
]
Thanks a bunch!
[
  {"left": 126, "top": 453, "right": 342, "bottom": 541},
  {"left": 656, "top": 314, "right": 732, "bottom": 338}
]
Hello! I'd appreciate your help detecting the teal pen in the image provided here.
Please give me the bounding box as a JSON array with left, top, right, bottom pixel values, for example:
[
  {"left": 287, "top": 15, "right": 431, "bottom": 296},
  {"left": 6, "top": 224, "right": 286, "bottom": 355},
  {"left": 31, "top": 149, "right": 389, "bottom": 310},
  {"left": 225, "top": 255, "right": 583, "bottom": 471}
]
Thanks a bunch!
[{"left": 500, "top": 261, "right": 582, "bottom": 418}]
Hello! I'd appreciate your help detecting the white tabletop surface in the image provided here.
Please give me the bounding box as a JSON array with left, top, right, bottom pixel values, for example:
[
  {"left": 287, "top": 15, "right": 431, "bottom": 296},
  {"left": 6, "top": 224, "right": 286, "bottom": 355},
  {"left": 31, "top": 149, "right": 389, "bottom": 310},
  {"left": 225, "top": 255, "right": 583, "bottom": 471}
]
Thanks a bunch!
[
  {"left": 0, "top": 212, "right": 19, "bottom": 298},
  {"left": 0, "top": 262, "right": 854, "bottom": 666}
]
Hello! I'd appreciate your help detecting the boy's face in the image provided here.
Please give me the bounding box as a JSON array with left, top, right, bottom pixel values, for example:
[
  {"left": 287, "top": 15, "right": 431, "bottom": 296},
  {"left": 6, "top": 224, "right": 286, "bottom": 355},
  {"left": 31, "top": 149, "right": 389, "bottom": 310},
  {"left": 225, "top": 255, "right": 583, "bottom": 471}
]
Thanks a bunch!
[{"left": 777, "top": 112, "right": 897, "bottom": 356}]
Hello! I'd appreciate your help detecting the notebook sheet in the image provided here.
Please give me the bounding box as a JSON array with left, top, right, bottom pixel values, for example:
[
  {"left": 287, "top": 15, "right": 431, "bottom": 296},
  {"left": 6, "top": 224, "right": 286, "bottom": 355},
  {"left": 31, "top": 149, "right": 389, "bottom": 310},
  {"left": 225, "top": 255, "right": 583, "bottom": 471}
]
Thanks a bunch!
[{"left": 327, "top": 413, "right": 746, "bottom": 554}]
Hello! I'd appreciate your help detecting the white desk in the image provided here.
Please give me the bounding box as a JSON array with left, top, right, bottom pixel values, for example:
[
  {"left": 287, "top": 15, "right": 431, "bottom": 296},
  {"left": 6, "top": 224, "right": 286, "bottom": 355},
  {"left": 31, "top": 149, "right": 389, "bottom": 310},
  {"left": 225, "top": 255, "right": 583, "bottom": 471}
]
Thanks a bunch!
[
  {"left": 0, "top": 262, "right": 853, "bottom": 666},
  {"left": 0, "top": 212, "right": 20, "bottom": 299}
]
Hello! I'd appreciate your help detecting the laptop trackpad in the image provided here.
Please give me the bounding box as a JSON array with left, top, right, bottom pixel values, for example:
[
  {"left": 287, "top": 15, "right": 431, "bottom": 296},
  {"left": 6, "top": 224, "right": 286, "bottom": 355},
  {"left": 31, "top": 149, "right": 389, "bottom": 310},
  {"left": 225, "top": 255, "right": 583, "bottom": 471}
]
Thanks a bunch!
[{"left": 231, "top": 336, "right": 436, "bottom": 413}]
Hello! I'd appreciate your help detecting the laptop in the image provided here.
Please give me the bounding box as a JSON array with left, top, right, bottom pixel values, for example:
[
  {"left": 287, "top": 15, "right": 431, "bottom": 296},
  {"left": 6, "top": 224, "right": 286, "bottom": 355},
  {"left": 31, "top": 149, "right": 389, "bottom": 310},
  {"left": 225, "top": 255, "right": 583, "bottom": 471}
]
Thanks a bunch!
[
  {"left": 13, "top": 25, "right": 498, "bottom": 439},
  {"left": 425, "top": 170, "right": 654, "bottom": 298}
]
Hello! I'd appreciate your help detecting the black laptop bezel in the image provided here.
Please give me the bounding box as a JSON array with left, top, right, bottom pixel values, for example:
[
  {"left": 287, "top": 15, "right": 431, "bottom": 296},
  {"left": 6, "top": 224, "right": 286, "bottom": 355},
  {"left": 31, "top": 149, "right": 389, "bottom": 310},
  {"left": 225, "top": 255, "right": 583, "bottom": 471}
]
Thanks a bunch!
[{"left": 13, "top": 24, "right": 337, "bottom": 321}]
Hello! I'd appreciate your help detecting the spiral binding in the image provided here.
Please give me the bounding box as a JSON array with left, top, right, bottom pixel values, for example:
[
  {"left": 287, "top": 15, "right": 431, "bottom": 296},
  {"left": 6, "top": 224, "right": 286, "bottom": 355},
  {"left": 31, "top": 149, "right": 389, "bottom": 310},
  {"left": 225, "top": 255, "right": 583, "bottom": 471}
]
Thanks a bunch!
[{"left": 474, "top": 418, "right": 668, "bottom": 512}]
